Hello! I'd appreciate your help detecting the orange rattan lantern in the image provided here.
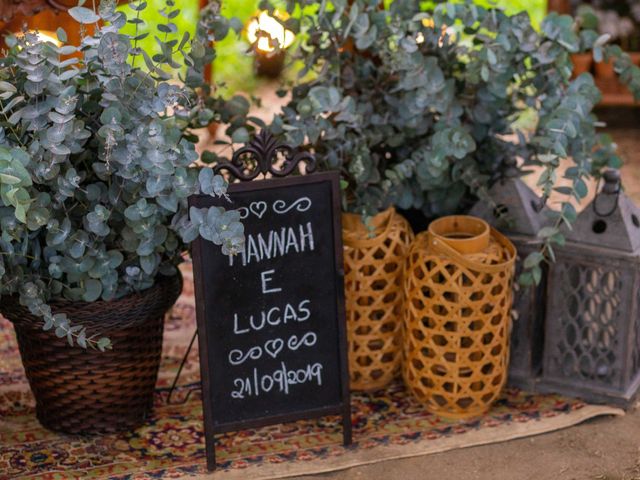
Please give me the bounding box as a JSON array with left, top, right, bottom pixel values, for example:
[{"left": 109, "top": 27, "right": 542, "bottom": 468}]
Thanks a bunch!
[
  {"left": 343, "top": 207, "right": 414, "bottom": 391},
  {"left": 403, "top": 216, "right": 516, "bottom": 418}
]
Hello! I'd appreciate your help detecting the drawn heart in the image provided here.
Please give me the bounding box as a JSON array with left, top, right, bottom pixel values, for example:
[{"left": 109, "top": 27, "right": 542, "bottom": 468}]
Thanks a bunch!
[
  {"left": 249, "top": 201, "right": 267, "bottom": 219},
  {"left": 264, "top": 338, "right": 284, "bottom": 359}
]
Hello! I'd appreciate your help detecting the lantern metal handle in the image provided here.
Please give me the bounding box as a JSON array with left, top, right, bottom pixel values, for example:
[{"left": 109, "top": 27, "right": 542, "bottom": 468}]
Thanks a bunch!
[{"left": 592, "top": 170, "right": 621, "bottom": 218}]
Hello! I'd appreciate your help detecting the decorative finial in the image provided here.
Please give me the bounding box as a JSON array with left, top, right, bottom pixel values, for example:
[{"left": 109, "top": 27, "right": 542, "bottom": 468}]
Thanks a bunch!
[
  {"left": 602, "top": 169, "right": 621, "bottom": 195},
  {"left": 213, "top": 130, "right": 316, "bottom": 182}
]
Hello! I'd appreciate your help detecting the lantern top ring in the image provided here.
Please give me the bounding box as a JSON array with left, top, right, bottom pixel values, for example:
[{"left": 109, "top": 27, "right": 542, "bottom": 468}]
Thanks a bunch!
[{"left": 428, "top": 215, "right": 491, "bottom": 255}]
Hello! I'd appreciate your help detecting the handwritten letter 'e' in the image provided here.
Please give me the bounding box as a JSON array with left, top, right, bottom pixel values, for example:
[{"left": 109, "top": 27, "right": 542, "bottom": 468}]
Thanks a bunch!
[{"left": 189, "top": 172, "right": 351, "bottom": 470}]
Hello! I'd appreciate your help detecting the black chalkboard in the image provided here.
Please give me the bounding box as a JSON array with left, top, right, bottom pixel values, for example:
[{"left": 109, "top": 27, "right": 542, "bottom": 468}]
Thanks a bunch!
[{"left": 189, "top": 171, "right": 351, "bottom": 471}]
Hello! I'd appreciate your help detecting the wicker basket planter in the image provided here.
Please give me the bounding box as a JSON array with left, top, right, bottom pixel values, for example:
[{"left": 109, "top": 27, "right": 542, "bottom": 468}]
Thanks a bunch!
[
  {"left": 343, "top": 207, "right": 414, "bottom": 391},
  {"left": 0, "top": 272, "right": 182, "bottom": 435},
  {"left": 403, "top": 216, "right": 516, "bottom": 419}
]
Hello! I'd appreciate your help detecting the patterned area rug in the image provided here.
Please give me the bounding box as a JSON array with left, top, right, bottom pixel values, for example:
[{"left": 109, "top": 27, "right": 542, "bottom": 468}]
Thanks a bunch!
[{"left": 0, "top": 264, "right": 624, "bottom": 480}]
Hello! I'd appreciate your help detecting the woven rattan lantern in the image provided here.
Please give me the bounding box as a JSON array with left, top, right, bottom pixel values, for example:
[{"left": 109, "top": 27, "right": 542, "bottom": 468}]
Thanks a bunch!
[
  {"left": 470, "top": 159, "right": 548, "bottom": 391},
  {"left": 404, "top": 216, "right": 516, "bottom": 418},
  {"left": 539, "top": 170, "right": 640, "bottom": 407},
  {"left": 343, "top": 207, "right": 414, "bottom": 391}
]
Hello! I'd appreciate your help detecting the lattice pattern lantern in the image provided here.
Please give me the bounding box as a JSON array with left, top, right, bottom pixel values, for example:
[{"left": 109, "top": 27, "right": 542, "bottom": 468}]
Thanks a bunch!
[
  {"left": 343, "top": 208, "right": 414, "bottom": 391},
  {"left": 403, "top": 216, "right": 516, "bottom": 419},
  {"left": 469, "top": 159, "right": 548, "bottom": 391},
  {"left": 539, "top": 170, "right": 640, "bottom": 407}
]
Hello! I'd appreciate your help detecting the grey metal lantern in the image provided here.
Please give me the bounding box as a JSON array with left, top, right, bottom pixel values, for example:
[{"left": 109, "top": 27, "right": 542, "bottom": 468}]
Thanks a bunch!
[
  {"left": 470, "top": 158, "right": 548, "bottom": 391},
  {"left": 539, "top": 170, "right": 640, "bottom": 407}
]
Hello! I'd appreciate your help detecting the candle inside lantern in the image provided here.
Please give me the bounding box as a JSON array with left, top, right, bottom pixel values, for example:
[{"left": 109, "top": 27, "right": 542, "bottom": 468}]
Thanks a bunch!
[
  {"left": 246, "top": 11, "right": 295, "bottom": 78},
  {"left": 247, "top": 11, "right": 295, "bottom": 53}
]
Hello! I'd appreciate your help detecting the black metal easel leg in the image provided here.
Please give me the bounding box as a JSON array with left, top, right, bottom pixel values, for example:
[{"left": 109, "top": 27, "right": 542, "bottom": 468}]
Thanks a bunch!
[
  {"left": 206, "top": 438, "right": 217, "bottom": 471},
  {"left": 167, "top": 329, "right": 198, "bottom": 405},
  {"left": 342, "top": 404, "right": 353, "bottom": 446}
]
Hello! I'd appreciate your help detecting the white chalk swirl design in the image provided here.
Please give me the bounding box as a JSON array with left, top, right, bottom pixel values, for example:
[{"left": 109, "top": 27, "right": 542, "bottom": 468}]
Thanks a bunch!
[
  {"left": 287, "top": 331, "right": 317, "bottom": 351},
  {"left": 237, "top": 207, "right": 250, "bottom": 220},
  {"left": 228, "top": 346, "right": 262, "bottom": 366},
  {"left": 272, "top": 197, "right": 312, "bottom": 215}
]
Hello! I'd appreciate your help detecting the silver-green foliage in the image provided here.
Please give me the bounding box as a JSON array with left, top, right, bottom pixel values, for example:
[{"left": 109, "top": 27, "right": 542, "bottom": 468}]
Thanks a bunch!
[
  {"left": 270, "top": 0, "right": 640, "bottom": 285},
  {"left": 0, "top": 0, "right": 248, "bottom": 350}
]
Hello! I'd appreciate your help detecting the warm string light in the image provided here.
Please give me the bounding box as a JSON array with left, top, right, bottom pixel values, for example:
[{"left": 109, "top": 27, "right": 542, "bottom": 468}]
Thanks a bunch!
[
  {"left": 415, "top": 17, "right": 453, "bottom": 46},
  {"left": 246, "top": 11, "right": 295, "bottom": 53}
]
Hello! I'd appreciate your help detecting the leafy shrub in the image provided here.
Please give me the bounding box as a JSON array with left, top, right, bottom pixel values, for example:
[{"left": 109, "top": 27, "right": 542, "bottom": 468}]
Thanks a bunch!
[
  {"left": 0, "top": 0, "right": 251, "bottom": 349},
  {"left": 270, "top": 0, "right": 640, "bottom": 283}
]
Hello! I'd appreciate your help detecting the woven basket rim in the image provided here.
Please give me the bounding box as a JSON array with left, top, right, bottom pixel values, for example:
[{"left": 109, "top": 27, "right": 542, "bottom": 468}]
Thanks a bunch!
[
  {"left": 414, "top": 226, "right": 516, "bottom": 273},
  {"left": 1, "top": 271, "right": 183, "bottom": 333},
  {"left": 343, "top": 207, "right": 401, "bottom": 247},
  {"left": 428, "top": 215, "right": 491, "bottom": 254}
]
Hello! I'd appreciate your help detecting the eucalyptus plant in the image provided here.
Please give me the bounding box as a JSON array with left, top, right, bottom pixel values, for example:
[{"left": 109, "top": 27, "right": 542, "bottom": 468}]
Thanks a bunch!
[
  {"left": 270, "top": 0, "right": 640, "bottom": 285},
  {"left": 0, "top": 0, "right": 251, "bottom": 349}
]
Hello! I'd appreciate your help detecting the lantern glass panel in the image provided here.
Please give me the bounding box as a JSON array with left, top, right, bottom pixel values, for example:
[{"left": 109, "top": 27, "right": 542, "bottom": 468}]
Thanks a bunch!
[
  {"left": 541, "top": 248, "right": 640, "bottom": 406},
  {"left": 550, "top": 262, "right": 624, "bottom": 387}
]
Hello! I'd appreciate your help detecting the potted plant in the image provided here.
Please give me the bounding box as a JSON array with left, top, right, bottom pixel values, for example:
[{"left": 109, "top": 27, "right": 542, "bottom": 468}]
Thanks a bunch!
[
  {"left": 594, "top": 10, "right": 635, "bottom": 80},
  {"left": 0, "top": 0, "right": 251, "bottom": 434},
  {"left": 572, "top": 5, "right": 598, "bottom": 77},
  {"left": 270, "top": 0, "right": 640, "bottom": 283},
  {"left": 579, "top": 1, "right": 640, "bottom": 82}
]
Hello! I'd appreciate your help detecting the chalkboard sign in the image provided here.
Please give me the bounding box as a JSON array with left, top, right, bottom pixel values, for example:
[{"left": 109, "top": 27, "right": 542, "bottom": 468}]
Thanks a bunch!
[{"left": 189, "top": 137, "right": 351, "bottom": 471}]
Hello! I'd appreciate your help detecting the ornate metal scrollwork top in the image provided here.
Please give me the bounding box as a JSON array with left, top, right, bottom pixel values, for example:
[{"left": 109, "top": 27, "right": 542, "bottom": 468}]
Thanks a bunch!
[{"left": 213, "top": 130, "right": 316, "bottom": 182}]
